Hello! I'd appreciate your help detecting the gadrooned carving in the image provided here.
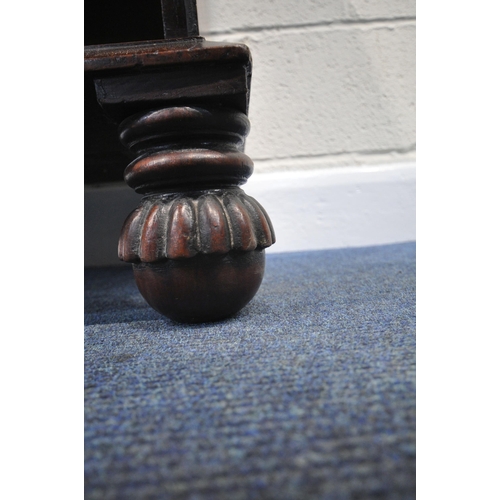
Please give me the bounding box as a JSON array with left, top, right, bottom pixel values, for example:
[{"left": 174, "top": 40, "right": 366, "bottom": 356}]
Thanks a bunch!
[{"left": 118, "top": 188, "right": 275, "bottom": 263}]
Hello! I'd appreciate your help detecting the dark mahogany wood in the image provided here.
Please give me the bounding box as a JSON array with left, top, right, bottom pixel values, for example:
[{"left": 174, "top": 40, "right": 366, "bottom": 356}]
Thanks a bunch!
[
  {"left": 85, "top": 0, "right": 275, "bottom": 323},
  {"left": 134, "top": 251, "right": 265, "bottom": 323},
  {"left": 161, "top": 0, "right": 199, "bottom": 39}
]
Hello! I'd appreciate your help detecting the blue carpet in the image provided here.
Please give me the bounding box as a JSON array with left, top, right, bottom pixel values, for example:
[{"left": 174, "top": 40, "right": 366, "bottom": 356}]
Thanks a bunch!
[{"left": 85, "top": 242, "right": 416, "bottom": 499}]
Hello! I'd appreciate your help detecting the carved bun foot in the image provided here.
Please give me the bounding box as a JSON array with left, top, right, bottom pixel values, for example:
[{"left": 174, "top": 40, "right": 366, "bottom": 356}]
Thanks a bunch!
[
  {"left": 119, "top": 188, "right": 274, "bottom": 323},
  {"left": 133, "top": 250, "right": 265, "bottom": 323},
  {"left": 117, "top": 105, "right": 276, "bottom": 323}
]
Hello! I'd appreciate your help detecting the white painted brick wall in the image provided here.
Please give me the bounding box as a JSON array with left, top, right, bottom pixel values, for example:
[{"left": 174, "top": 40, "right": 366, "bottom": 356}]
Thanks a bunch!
[
  {"left": 198, "top": 0, "right": 416, "bottom": 33},
  {"left": 198, "top": 0, "right": 416, "bottom": 173}
]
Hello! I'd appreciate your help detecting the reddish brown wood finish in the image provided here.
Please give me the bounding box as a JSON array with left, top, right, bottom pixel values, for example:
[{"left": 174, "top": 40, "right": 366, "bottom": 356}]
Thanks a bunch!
[
  {"left": 133, "top": 251, "right": 265, "bottom": 323},
  {"left": 118, "top": 189, "right": 274, "bottom": 262},
  {"left": 84, "top": 40, "right": 250, "bottom": 73},
  {"left": 85, "top": 2, "right": 275, "bottom": 323}
]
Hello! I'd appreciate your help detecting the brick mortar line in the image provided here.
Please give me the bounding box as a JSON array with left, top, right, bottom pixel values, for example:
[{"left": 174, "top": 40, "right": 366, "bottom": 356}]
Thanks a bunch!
[
  {"left": 202, "top": 17, "right": 416, "bottom": 38},
  {"left": 252, "top": 146, "right": 417, "bottom": 165}
]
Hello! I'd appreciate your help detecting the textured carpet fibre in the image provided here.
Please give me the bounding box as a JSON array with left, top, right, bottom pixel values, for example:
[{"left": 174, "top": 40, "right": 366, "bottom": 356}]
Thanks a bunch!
[{"left": 85, "top": 242, "right": 416, "bottom": 500}]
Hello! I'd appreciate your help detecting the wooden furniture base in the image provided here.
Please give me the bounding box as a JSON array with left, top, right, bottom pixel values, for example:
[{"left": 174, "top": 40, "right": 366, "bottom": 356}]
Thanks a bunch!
[{"left": 85, "top": 1, "right": 275, "bottom": 322}]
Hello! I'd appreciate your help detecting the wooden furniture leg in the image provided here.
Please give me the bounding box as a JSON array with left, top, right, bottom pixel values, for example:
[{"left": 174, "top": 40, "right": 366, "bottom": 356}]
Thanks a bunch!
[{"left": 85, "top": 0, "right": 275, "bottom": 323}]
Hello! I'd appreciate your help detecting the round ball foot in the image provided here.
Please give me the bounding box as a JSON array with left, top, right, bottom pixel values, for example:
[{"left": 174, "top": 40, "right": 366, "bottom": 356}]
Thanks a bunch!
[{"left": 133, "top": 250, "right": 265, "bottom": 323}]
